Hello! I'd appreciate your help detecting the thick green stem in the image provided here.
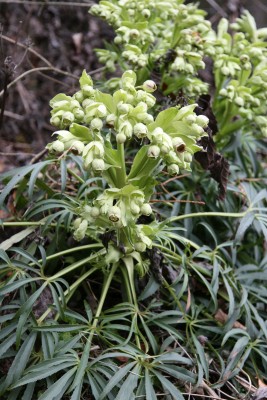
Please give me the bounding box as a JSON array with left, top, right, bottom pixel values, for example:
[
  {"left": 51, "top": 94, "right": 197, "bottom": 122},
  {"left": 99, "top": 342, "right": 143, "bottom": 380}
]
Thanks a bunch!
[
  {"left": 2, "top": 221, "right": 48, "bottom": 226},
  {"left": 169, "top": 211, "right": 247, "bottom": 224},
  {"left": 89, "top": 262, "right": 118, "bottom": 336},
  {"left": 120, "top": 265, "right": 133, "bottom": 304},
  {"left": 46, "top": 248, "right": 106, "bottom": 280},
  {"left": 38, "top": 244, "right": 103, "bottom": 264},
  {"left": 122, "top": 256, "right": 141, "bottom": 349},
  {"left": 116, "top": 143, "right": 127, "bottom": 188},
  {"left": 67, "top": 167, "right": 85, "bottom": 184}
]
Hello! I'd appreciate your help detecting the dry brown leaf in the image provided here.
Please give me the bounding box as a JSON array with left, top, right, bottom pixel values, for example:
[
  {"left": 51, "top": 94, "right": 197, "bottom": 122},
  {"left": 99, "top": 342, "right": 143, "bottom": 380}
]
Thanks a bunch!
[
  {"left": 214, "top": 308, "right": 246, "bottom": 329},
  {"left": 72, "top": 33, "right": 83, "bottom": 54}
]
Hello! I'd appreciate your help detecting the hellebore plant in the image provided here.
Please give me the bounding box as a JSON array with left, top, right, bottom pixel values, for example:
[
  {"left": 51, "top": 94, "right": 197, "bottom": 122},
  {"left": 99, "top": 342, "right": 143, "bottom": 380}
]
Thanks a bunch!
[{"left": 1, "top": 3, "right": 267, "bottom": 400}]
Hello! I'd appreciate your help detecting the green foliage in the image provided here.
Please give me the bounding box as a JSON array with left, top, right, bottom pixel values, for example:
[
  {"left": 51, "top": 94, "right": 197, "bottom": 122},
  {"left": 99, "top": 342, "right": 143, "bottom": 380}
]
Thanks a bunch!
[{"left": 0, "top": 1, "right": 267, "bottom": 399}]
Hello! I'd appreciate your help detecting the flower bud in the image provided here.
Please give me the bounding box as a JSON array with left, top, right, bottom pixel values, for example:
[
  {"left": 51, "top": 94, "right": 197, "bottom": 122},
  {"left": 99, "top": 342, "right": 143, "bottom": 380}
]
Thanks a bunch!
[
  {"left": 51, "top": 140, "right": 64, "bottom": 153},
  {"left": 117, "top": 102, "right": 130, "bottom": 114},
  {"left": 95, "top": 104, "right": 107, "bottom": 118},
  {"left": 172, "top": 137, "right": 186, "bottom": 152},
  {"left": 119, "top": 121, "right": 133, "bottom": 138},
  {"left": 143, "top": 80, "right": 157, "bottom": 93},
  {"left": 235, "top": 96, "right": 244, "bottom": 107},
  {"left": 108, "top": 206, "right": 121, "bottom": 222},
  {"left": 152, "top": 127, "right": 164, "bottom": 137},
  {"left": 74, "top": 90, "right": 84, "bottom": 103},
  {"left": 133, "top": 123, "right": 148, "bottom": 138},
  {"left": 106, "top": 113, "right": 117, "bottom": 128},
  {"left": 167, "top": 164, "right": 179, "bottom": 175},
  {"left": 142, "top": 113, "right": 154, "bottom": 124},
  {"left": 73, "top": 109, "right": 85, "bottom": 121},
  {"left": 82, "top": 98, "right": 94, "bottom": 109},
  {"left": 129, "top": 29, "right": 139, "bottom": 39},
  {"left": 130, "top": 203, "right": 140, "bottom": 215},
  {"left": 71, "top": 140, "right": 85, "bottom": 154},
  {"left": 160, "top": 144, "right": 171, "bottom": 154},
  {"left": 196, "top": 115, "right": 209, "bottom": 128},
  {"left": 185, "top": 114, "right": 196, "bottom": 124},
  {"left": 147, "top": 145, "right": 160, "bottom": 158},
  {"left": 90, "top": 206, "right": 100, "bottom": 218},
  {"left": 92, "top": 158, "right": 105, "bottom": 172},
  {"left": 62, "top": 111, "right": 74, "bottom": 126},
  {"left": 221, "top": 66, "right": 230, "bottom": 76},
  {"left": 191, "top": 123, "right": 204, "bottom": 135},
  {"left": 219, "top": 88, "right": 227, "bottom": 97},
  {"left": 70, "top": 100, "right": 80, "bottom": 110},
  {"left": 184, "top": 153, "right": 192, "bottom": 163},
  {"left": 82, "top": 85, "right": 95, "bottom": 97},
  {"left": 50, "top": 116, "right": 61, "bottom": 127},
  {"left": 140, "top": 203, "right": 152, "bottom": 216},
  {"left": 73, "top": 217, "right": 82, "bottom": 230},
  {"left": 114, "top": 36, "right": 122, "bottom": 44},
  {"left": 116, "top": 133, "right": 127, "bottom": 143},
  {"left": 141, "top": 8, "right": 150, "bottom": 18},
  {"left": 91, "top": 118, "right": 103, "bottom": 131},
  {"left": 74, "top": 219, "right": 88, "bottom": 241},
  {"left": 135, "top": 242, "right": 146, "bottom": 252}
]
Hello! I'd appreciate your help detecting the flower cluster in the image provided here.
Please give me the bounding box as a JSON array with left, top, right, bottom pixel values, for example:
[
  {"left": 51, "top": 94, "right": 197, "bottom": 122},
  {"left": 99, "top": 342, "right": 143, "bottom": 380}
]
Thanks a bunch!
[
  {"left": 212, "top": 12, "right": 267, "bottom": 141},
  {"left": 90, "top": 0, "right": 215, "bottom": 97},
  {"left": 90, "top": 2, "right": 267, "bottom": 145},
  {"left": 47, "top": 70, "right": 208, "bottom": 251}
]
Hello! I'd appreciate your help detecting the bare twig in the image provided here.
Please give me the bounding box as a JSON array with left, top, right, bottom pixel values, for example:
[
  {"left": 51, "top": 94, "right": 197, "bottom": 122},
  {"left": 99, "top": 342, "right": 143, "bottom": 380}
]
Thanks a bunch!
[
  {"left": 0, "top": 151, "right": 35, "bottom": 156},
  {"left": 30, "top": 148, "right": 48, "bottom": 164},
  {"left": 0, "top": 109, "right": 24, "bottom": 120},
  {"left": 204, "top": 0, "right": 228, "bottom": 17},
  {"left": 253, "top": 0, "right": 267, "bottom": 13},
  {"left": 1, "top": 34, "right": 55, "bottom": 68},
  {"left": 0, "top": 67, "right": 78, "bottom": 98}
]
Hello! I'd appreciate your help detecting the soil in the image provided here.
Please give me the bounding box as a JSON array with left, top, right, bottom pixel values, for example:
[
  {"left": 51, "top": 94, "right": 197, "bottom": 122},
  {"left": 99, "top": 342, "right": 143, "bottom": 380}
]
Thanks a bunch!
[{"left": 0, "top": 1, "right": 113, "bottom": 173}]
